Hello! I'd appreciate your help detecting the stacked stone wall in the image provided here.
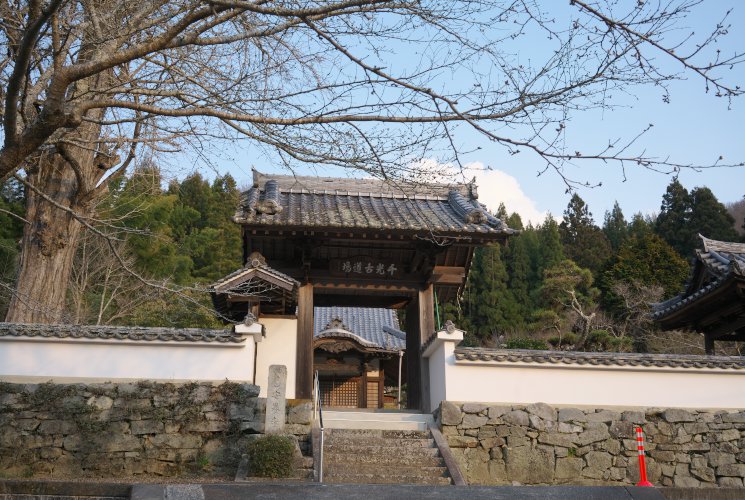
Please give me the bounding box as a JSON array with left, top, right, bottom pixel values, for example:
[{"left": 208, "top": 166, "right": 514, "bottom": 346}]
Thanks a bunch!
[
  {"left": 0, "top": 381, "right": 311, "bottom": 478},
  {"left": 440, "top": 401, "right": 745, "bottom": 488}
]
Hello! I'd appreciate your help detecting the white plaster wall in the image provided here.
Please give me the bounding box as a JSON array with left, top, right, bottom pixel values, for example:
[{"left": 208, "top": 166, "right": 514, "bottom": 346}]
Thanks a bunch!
[
  {"left": 438, "top": 359, "right": 745, "bottom": 410},
  {"left": 427, "top": 341, "right": 450, "bottom": 412},
  {"left": 0, "top": 338, "right": 255, "bottom": 383},
  {"left": 255, "top": 317, "right": 297, "bottom": 399}
]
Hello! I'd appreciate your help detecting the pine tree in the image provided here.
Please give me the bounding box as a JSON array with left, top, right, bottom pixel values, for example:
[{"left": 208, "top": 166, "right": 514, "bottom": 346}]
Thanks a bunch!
[
  {"left": 559, "top": 194, "right": 612, "bottom": 274},
  {"left": 655, "top": 179, "right": 691, "bottom": 257},
  {"left": 688, "top": 187, "right": 739, "bottom": 245},
  {"left": 603, "top": 202, "right": 628, "bottom": 251}
]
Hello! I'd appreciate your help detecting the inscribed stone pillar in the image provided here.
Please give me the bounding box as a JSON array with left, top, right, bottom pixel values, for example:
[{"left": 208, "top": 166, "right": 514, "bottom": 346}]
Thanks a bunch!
[{"left": 265, "top": 364, "right": 287, "bottom": 434}]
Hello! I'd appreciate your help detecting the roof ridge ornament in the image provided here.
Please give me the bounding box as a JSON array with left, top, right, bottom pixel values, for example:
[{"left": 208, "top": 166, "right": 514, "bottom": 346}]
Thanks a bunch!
[{"left": 247, "top": 252, "right": 267, "bottom": 268}]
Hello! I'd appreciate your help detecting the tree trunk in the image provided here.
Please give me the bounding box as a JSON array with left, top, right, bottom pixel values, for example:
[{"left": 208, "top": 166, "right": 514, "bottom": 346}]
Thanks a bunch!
[{"left": 5, "top": 155, "right": 92, "bottom": 323}]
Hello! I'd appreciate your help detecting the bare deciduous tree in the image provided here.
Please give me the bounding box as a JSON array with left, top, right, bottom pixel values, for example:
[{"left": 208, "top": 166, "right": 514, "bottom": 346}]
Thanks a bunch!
[{"left": 0, "top": 0, "right": 742, "bottom": 322}]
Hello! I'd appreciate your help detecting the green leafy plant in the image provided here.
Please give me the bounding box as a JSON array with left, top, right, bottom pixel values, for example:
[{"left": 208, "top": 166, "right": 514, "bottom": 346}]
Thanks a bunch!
[
  {"left": 246, "top": 435, "right": 295, "bottom": 478},
  {"left": 505, "top": 337, "right": 548, "bottom": 350}
]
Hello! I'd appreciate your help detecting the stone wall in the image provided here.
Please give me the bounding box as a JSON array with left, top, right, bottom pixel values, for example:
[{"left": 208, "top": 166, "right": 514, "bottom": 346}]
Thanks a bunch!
[
  {"left": 440, "top": 401, "right": 745, "bottom": 488},
  {"left": 0, "top": 381, "right": 311, "bottom": 479}
]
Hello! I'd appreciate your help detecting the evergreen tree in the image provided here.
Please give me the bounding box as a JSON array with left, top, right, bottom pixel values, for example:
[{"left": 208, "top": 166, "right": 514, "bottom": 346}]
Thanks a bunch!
[
  {"left": 655, "top": 179, "right": 692, "bottom": 257},
  {"left": 559, "top": 194, "right": 612, "bottom": 274},
  {"left": 506, "top": 212, "right": 524, "bottom": 231},
  {"left": 600, "top": 232, "right": 689, "bottom": 314},
  {"left": 537, "top": 215, "right": 564, "bottom": 272},
  {"left": 688, "top": 187, "right": 739, "bottom": 244},
  {"left": 656, "top": 179, "right": 739, "bottom": 257},
  {"left": 505, "top": 232, "right": 532, "bottom": 318},
  {"left": 603, "top": 202, "right": 628, "bottom": 251},
  {"left": 628, "top": 213, "right": 654, "bottom": 241},
  {"left": 467, "top": 244, "right": 520, "bottom": 341}
]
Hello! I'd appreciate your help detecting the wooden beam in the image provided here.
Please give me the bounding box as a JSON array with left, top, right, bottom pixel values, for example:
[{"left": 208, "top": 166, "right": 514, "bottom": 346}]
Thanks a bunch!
[
  {"left": 296, "top": 283, "right": 314, "bottom": 400},
  {"left": 314, "top": 294, "right": 411, "bottom": 309}
]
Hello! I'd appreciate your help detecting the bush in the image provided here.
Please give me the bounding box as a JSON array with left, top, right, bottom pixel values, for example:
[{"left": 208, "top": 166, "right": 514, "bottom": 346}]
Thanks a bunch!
[
  {"left": 548, "top": 332, "right": 578, "bottom": 348},
  {"left": 246, "top": 435, "right": 295, "bottom": 478},
  {"left": 505, "top": 337, "right": 548, "bottom": 350}
]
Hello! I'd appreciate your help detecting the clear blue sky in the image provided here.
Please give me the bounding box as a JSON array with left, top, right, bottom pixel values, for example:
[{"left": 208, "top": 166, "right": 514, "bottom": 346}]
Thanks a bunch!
[{"left": 177, "top": 2, "right": 745, "bottom": 225}]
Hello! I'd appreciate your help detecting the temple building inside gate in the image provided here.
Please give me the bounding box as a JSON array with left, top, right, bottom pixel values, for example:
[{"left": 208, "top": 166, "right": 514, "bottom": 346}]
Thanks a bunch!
[{"left": 210, "top": 170, "right": 515, "bottom": 409}]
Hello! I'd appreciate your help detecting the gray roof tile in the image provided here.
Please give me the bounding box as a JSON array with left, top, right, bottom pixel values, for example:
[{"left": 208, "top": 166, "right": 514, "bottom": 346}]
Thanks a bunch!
[
  {"left": 0, "top": 323, "right": 244, "bottom": 343},
  {"left": 234, "top": 171, "right": 516, "bottom": 236},
  {"left": 455, "top": 347, "right": 745, "bottom": 370},
  {"left": 314, "top": 306, "right": 405, "bottom": 351}
]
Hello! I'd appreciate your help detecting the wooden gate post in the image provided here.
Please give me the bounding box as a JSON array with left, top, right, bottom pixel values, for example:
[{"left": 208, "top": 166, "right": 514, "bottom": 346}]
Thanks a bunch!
[
  {"left": 296, "top": 283, "right": 314, "bottom": 399},
  {"left": 405, "top": 284, "right": 435, "bottom": 410}
]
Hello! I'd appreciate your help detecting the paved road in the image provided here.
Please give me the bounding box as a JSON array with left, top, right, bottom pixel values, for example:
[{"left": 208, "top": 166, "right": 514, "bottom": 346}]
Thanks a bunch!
[{"left": 134, "top": 483, "right": 665, "bottom": 500}]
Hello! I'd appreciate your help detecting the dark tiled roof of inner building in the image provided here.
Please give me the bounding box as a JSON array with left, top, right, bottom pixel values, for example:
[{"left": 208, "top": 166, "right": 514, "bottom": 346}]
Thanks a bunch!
[
  {"left": 653, "top": 235, "right": 745, "bottom": 320},
  {"left": 314, "top": 306, "right": 405, "bottom": 351},
  {"left": 234, "top": 170, "right": 516, "bottom": 235}
]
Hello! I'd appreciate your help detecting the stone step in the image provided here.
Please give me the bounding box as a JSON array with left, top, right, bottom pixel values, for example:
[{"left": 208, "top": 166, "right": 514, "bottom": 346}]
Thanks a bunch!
[
  {"left": 323, "top": 443, "right": 442, "bottom": 458},
  {"left": 323, "top": 470, "right": 452, "bottom": 485},
  {"left": 324, "top": 453, "right": 446, "bottom": 467},
  {"left": 324, "top": 428, "right": 430, "bottom": 439},
  {"left": 323, "top": 436, "right": 436, "bottom": 448}
]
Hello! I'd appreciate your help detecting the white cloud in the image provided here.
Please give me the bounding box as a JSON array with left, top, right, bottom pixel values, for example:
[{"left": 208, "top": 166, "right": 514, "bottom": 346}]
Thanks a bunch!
[
  {"left": 464, "top": 162, "right": 547, "bottom": 226},
  {"left": 405, "top": 158, "right": 547, "bottom": 226}
]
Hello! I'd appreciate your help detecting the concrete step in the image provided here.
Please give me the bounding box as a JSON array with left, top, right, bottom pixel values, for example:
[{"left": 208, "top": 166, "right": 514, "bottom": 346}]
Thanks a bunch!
[
  {"left": 323, "top": 443, "right": 442, "bottom": 458},
  {"left": 322, "top": 411, "right": 433, "bottom": 431},
  {"left": 324, "top": 470, "right": 452, "bottom": 486}
]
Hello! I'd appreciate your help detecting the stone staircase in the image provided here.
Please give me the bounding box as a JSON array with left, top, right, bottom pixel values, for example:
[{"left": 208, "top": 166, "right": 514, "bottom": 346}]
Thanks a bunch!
[{"left": 320, "top": 410, "right": 452, "bottom": 485}]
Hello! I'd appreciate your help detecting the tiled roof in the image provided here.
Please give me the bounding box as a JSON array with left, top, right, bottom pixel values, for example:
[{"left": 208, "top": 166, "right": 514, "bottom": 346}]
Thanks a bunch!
[
  {"left": 454, "top": 347, "right": 745, "bottom": 370},
  {"left": 210, "top": 263, "right": 300, "bottom": 292},
  {"left": 652, "top": 235, "right": 745, "bottom": 320},
  {"left": 234, "top": 170, "right": 516, "bottom": 236},
  {"left": 314, "top": 306, "right": 405, "bottom": 351},
  {"left": 0, "top": 323, "right": 246, "bottom": 343}
]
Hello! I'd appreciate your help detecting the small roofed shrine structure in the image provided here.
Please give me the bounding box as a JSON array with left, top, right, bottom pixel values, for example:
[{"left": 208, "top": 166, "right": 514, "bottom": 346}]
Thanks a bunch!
[
  {"left": 653, "top": 235, "right": 745, "bottom": 354},
  {"left": 314, "top": 306, "right": 405, "bottom": 409},
  {"left": 211, "top": 169, "right": 516, "bottom": 409}
]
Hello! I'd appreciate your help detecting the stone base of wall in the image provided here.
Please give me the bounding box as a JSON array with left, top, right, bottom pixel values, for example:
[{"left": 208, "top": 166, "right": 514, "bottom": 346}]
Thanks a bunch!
[
  {"left": 440, "top": 402, "right": 745, "bottom": 488},
  {"left": 0, "top": 381, "right": 311, "bottom": 479}
]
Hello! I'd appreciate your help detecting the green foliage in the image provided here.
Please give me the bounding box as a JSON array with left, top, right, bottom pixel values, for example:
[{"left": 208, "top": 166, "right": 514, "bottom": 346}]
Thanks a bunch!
[
  {"left": 64, "top": 167, "right": 242, "bottom": 327},
  {"left": 655, "top": 180, "right": 737, "bottom": 258},
  {"left": 548, "top": 332, "right": 578, "bottom": 348},
  {"left": 246, "top": 435, "right": 295, "bottom": 478},
  {"left": 655, "top": 178, "right": 691, "bottom": 257},
  {"left": 600, "top": 232, "right": 689, "bottom": 314},
  {"left": 466, "top": 243, "right": 522, "bottom": 340},
  {"left": 541, "top": 259, "right": 597, "bottom": 311},
  {"left": 585, "top": 330, "right": 633, "bottom": 352},
  {"left": 559, "top": 194, "right": 612, "bottom": 275},
  {"left": 603, "top": 202, "right": 628, "bottom": 252},
  {"left": 688, "top": 187, "right": 739, "bottom": 245},
  {"left": 505, "top": 337, "right": 548, "bottom": 350}
]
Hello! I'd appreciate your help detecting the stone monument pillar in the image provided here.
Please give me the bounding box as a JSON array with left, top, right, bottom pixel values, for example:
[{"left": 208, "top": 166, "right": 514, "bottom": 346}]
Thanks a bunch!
[{"left": 265, "top": 364, "right": 287, "bottom": 434}]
